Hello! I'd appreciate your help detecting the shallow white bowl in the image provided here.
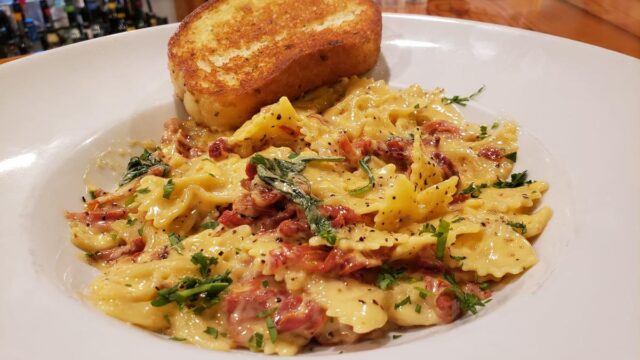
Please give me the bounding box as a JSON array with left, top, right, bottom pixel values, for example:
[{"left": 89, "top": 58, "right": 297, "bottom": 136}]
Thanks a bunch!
[{"left": 1, "top": 13, "right": 639, "bottom": 359}]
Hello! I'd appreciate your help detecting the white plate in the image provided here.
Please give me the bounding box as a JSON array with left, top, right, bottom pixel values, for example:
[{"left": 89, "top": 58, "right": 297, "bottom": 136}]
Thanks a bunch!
[{"left": 1, "top": 13, "right": 639, "bottom": 359}]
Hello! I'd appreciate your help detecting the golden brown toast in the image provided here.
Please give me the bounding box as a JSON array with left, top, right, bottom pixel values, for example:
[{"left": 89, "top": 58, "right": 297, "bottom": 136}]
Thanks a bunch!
[{"left": 168, "top": 0, "right": 382, "bottom": 129}]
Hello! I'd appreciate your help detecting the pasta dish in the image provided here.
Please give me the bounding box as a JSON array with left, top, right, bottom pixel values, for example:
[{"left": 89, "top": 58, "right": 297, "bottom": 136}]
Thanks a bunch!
[{"left": 65, "top": 78, "right": 552, "bottom": 355}]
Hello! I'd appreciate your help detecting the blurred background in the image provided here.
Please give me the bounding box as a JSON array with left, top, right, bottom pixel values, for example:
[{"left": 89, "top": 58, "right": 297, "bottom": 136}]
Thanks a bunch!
[{"left": 0, "top": 0, "right": 638, "bottom": 61}]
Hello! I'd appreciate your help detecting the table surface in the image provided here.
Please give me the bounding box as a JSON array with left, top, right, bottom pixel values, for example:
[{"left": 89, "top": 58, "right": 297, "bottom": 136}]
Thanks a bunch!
[{"left": 1, "top": 0, "right": 638, "bottom": 65}]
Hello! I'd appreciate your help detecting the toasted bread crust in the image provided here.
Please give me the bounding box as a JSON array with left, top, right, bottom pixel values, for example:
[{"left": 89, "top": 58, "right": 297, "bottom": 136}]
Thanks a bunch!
[{"left": 169, "top": 0, "right": 381, "bottom": 129}]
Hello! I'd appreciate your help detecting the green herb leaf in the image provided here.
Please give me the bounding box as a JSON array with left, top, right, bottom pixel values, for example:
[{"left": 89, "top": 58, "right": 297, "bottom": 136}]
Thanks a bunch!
[
  {"left": 169, "top": 336, "right": 186, "bottom": 341},
  {"left": 414, "top": 304, "right": 422, "bottom": 313},
  {"left": 442, "top": 85, "right": 485, "bottom": 107},
  {"left": 261, "top": 280, "right": 269, "bottom": 288},
  {"left": 479, "top": 282, "right": 490, "bottom": 291},
  {"left": 88, "top": 190, "right": 97, "bottom": 200},
  {"left": 450, "top": 254, "right": 467, "bottom": 261},
  {"left": 163, "top": 179, "right": 175, "bottom": 199},
  {"left": 120, "top": 149, "right": 170, "bottom": 185},
  {"left": 394, "top": 296, "right": 412, "bottom": 310},
  {"left": 266, "top": 317, "right": 278, "bottom": 343},
  {"left": 348, "top": 155, "right": 375, "bottom": 196},
  {"left": 191, "top": 252, "right": 218, "bottom": 276},
  {"left": 452, "top": 217, "right": 465, "bottom": 223},
  {"left": 376, "top": 266, "right": 407, "bottom": 290},
  {"left": 287, "top": 152, "right": 299, "bottom": 159},
  {"left": 414, "top": 286, "right": 432, "bottom": 299},
  {"left": 248, "top": 332, "right": 264, "bottom": 352},
  {"left": 419, "top": 223, "right": 436, "bottom": 235},
  {"left": 137, "top": 187, "right": 151, "bottom": 194},
  {"left": 137, "top": 227, "right": 144, "bottom": 236},
  {"left": 479, "top": 125, "right": 488, "bottom": 139},
  {"left": 295, "top": 155, "right": 345, "bottom": 164},
  {"left": 491, "top": 122, "right": 499, "bottom": 129},
  {"left": 126, "top": 217, "right": 137, "bottom": 226},
  {"left": 251, "top": 155, "right": 337, "bottom": 245},
  {"left": 204, "top": 327, "right": 219, "bottom": 338},
  {"left": 200, "top": 221, "right": 219, "bottom": 230},
  {"left": 443, "top": 273, "right": 490, "bottom": 315},
  {"left": 460, "top": 182, "right": 488, "bottom": 198},
  {"left": 151, "top": 271, "right": 232, "bottom": 311},
  {"left": 124, "top": 194, "right": 137, "bottom": 206},
  {"left": 168, "top": 233, "right": 184, "bottom": 251},
  {"left": 257, "top": 308, "right": 277, "bottom": 319},
  {"left": 506, "top": 220, "right": 527, "bottom": 235},
  {"left": 494, "top": 171, "right": 533, "bottom": 188},
  {"left": 432, "top": 219, "right": 451, "bottom": 260},
  {"left": 505, "top": 152, "right": 517, "bottom": 162},
  {"left": 392, "top": 334, "right": 402, "bottom": 340}
]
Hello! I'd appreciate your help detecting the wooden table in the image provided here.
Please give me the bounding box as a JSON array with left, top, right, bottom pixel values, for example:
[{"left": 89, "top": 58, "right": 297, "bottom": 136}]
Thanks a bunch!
[{"left": 2, "top": 0, "right": 638, "bottom": 65}]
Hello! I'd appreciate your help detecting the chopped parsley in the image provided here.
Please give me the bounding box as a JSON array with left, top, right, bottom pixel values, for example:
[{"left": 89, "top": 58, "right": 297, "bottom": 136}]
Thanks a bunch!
[
  {"left": 168, "top": 233, "right": 184, "bottom": 252},
  {"left": 442, "top": 85, "right": 485, "bottom": 107},
  {"left": 452, "top": 217, "right": 465, "bottom": 223},
  {"left": 190, "top": 252, "right": 218, "bottom": 276},
  {"left": 169, "top": 336, "right": 186, "bottom": 341},
  {"left": 494, "top": 171, "right": 533, "bottom": 188},
  {"left": 450, "top": 254, "right": 467, "bottom": 261},
  {"left": 136, "top": 187, "right": 151, "bottom": 194},
  {"left": 248, "top": 332, "right": 264, "bottom": 352},
  {"left": 491, "top": 122, "right": 499, "bottom": 129},
  {"left": 432, "top": 219, "right": 451, "bottom": 260},
  {"left": 392, "top": 334, "right": 402, "bottom": 340},
  {"left": 506, "top": 220, "right": 527, "bottom": 235},
  {"left": 137, "top": 227, "right": 144, "bottom": 236},
  {"left": 126, "top": 217, "right": 137, "bottom": 226},
  {"left": 505, "top": 152, "right": 517, "bottom": 162},
  {"left": 443, "top": 273, "right": 490, "bottom": 315},
  {"left": 124, "top": 194, "right": 137, "bottom": 206},
  {"left": 394, "top": 296, "right": 412, "bottom": 310},
  {"left": 200, "top": 221, "right": 219, "bottom": 230},
  {"left": 414, "top": 304, "right": 422, "bottom": 313},
  {"left": 88, "top": 190, "right": 97, "bottom": 200},
  {"left": 479, "top": 282, "right": 490, "bottom": 291},
  {"left": 419, "top": 223, "right": 436, "bottom": 235},
  {"left": 266, "top": 317, "right": 278, "bottom": 343},
  {"left": 163, "top": 179, "right": 175, "bottom": 199},
  {"left": 120, "top": 149, "right": 170, "bottom": 185},
  {"left": 348, "top": 155, "right": 375, "bottom": 196},
  {"left": 460, "top": 182, "right": 488, "bottom": 198},
  {"left": 414, "top": 286, "right": 432, "bottom": 299},
  {"left": 478, "top": 125, "right": 489, "bottom": 139},
  {"left": 376, "top": 266, "right": 407, "bottom": 290},
  {"left": 261, "top": 280, "right": 269, "bottom": 288},
  {"left": 250, "top": 154, "right": 338, "bottom": 245},
  {"left": 151, "top": 270, "right": 232, "bottom": 313},
  {"left": 257, "top": 308, "right": 277, "bottom": 318},
  {"left": 204, "top": 327, "right": 219, "bottom": 338}
]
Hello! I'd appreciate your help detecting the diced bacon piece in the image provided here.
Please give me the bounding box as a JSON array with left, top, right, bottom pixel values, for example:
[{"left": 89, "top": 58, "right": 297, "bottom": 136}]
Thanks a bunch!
[
  {"left": 422, "top": 120, "right": 461, "bottom": 137},
  {"left": 450, "top": 193, "right": 470, "bottom": 205},
  {"left": 433, "top": 152, "right": 458, "bottom": 179},
  {"left": 415, "top": 244, "right": 446, "bottom": 271},
  {"left": 374, "top": 138, "right": 413, "bottom": 171},
  {"left": 94, "top": 237, "right": 145, "bottom": 262},
  {"left": 65, "top": 206, "right": 128, "bottom": 225},
  {"left": 277, "top": 220, "right": 311, "bottom": 240},
  {"left": 274, "top": 295, "right": 326, "bottom": 337},
  {"left": 218, "top": 210, "right": 253, "bottom": 228},
  {"left": 232, "top": 194, "right": 263, "bottom": 218},
  {"left": 268, "top": 244, "right": 390, "bottom": 275},
  {"left": 352, "top": 138, "right": 373, "bottom": 157},
  {"left": 250, "top": 184, "right": 283, "bottom": 208},
  {"left": 337, "top": 133, "right": 362, "bottom": 166},
  {"left": 208, "top": 138, "right": 229, "bottom": 160},
  {"left": 478, "top": 147, "right": 503, "bottom": 161},
  {"left": 253, "top": 204, "right": 300, "bottom": 232},
  {"left": 245, "top": 163, "right": 257, "bottom": 180},
  {"left": 319, "top": 205, "right": 363, "bottom": 228},
  {"left": 435, "top": 292, "right": 461, "bottom": 323}
]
